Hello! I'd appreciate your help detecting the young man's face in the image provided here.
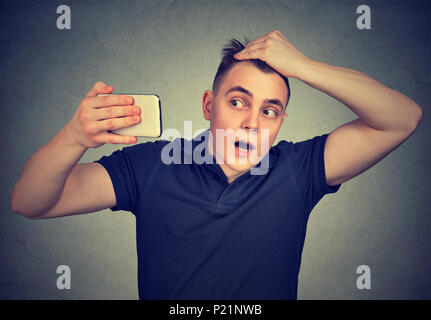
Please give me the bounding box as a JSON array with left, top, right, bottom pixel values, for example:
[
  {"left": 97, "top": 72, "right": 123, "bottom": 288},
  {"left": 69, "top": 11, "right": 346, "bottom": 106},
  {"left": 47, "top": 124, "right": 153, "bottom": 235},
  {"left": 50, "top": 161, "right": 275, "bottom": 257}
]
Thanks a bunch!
[{"left": 202, "top": 61, "right": 288, "bottom": 182}]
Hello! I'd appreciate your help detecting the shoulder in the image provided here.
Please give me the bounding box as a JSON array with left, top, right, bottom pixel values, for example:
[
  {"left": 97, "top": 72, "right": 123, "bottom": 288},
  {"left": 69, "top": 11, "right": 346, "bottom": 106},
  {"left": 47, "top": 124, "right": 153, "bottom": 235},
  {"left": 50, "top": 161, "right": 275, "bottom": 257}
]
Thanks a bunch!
[
  {"left": 121, "top": 139, "right": 171, "bottom": 154},
  {"left": 275, "top": 134, "right": 329, "bottom": 154},
  {"left": 271, "top": 134, "right": 330, "bottom": 172},
  {"left": 97, "top": 139, "right": 173, "bottom": 167}
]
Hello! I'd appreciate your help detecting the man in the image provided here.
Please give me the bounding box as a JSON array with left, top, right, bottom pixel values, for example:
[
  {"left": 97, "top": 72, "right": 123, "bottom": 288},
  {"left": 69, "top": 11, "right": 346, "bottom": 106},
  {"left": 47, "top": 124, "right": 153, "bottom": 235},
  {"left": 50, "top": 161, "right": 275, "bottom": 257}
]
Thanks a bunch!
[{"left": 11, "top": 30, "right": 423, "bottom": 299}]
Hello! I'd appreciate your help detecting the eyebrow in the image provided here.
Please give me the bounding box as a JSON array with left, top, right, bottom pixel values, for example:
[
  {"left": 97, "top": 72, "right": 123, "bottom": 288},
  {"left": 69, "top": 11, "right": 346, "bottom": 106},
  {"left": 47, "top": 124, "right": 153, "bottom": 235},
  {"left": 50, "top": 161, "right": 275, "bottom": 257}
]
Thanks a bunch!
[{"left": 225, "top": 86, "right": 285, "bottom": 111}]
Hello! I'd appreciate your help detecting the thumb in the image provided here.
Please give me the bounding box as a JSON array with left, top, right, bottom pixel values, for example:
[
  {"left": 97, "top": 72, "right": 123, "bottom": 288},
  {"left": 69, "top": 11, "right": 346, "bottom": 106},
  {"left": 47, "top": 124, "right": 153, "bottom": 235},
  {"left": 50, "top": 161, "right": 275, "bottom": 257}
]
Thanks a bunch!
[{"left": 86, "top": 81, "right": 114, "bottom": 97}]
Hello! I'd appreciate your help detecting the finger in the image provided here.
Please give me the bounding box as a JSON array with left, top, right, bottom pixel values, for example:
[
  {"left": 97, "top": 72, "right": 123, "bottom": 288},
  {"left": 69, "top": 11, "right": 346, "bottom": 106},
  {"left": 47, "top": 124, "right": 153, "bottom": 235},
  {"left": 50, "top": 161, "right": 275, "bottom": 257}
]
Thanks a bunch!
[
  {"left": 266, "top": 29, "right": 284, "bottom": 39},
  {"left": 242, "top": 40, "right": 266, "bottom": 51},
  {"left": 86, "top": 94, "right": 134, "bottom": 108},
  {"left": 234, "top": 40, "right": 266, "bottom": 60},
  {"left": 86, "top": 81, "right": 113, "bottom": 97},
  {"left": 244, "top": 36, "right": 268, "bottom": 49},
  {"left": 244, "top": 30, "right": 278, "bottom": 46},
  {"left": 234, "top": 47, "right": 265, "bottom": 60},
  {"left": 94, "top": 115, "right": 141, "bottom": 133},
  {"left": 245, "top": 34, "right": 284, "bottom": 52},
  {"left": 97, "top": 132, "right": 138, "bottom": 145},
  {"left": 245, "top": 30, "right": 282, "bottom": 48},
  {"left": 93, "top": 105, "right": 141, "bottom": 121},
  {"left": 245, "top": 34, "right": 268, "bottom": 47}
]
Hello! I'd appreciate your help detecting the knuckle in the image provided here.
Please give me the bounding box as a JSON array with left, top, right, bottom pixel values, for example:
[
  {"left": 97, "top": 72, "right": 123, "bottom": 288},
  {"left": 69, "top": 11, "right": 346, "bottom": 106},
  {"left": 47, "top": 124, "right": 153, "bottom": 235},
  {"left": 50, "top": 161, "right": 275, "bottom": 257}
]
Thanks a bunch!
[
  {"left": 95, "top": 81, "right": 104, "bottom": 88},
  {"left": 105, "top": 119, "right": 114, "bottom": 130},
  {"left": 128, "top": 116, "right": 136, "bottom": 124},
  {"left": 104, "top": 107, "right": 113, "bottom": 118},
  {"left": 90, "top": 136, "right": 100, "bottom": 143},
  {"left": 101, "top": 95, "right": 109, "bottom": 105},
  {"left": 122, "top": 95, "right": 130, "bottom": 104},
  {"left": 127, "top": 106, "right": 135, "bottom": 114},
  {"left": 83, "top": 123, "right": 93, "bottom": 134},
  {"left": 79, "top": 112, "right": 89, "bottom": 122},
  {"left": 78, "top": 113, "right": 85, "bottom": 123},
  {"left": 80, "top": 97, "right": 90, "bottom": 108}
]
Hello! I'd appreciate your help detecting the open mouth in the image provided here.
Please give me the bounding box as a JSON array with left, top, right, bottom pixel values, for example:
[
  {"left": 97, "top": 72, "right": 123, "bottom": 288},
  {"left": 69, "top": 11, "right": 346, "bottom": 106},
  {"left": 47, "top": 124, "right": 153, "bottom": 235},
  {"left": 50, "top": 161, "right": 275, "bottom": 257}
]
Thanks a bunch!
[{"left": 234, "top": 139, "right": 255, "bottom": 152}]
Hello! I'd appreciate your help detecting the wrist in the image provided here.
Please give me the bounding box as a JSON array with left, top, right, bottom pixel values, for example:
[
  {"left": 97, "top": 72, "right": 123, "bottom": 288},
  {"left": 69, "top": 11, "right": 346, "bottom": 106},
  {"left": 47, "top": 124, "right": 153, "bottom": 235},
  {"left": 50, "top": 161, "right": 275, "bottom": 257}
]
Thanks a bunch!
[
  {"left": 60, "top": 123, "right": 89, "bottom": 152},
  {"left": 291, "top": 55, "right": 319, "bottom": 80}
]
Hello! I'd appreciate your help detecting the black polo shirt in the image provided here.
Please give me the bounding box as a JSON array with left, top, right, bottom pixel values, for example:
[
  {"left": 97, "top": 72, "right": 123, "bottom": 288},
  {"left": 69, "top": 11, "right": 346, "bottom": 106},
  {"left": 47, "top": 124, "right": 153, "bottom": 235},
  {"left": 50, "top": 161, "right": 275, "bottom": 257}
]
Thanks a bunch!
[{"left": 95, "top": 128, "right": 341, "bottom": 299}]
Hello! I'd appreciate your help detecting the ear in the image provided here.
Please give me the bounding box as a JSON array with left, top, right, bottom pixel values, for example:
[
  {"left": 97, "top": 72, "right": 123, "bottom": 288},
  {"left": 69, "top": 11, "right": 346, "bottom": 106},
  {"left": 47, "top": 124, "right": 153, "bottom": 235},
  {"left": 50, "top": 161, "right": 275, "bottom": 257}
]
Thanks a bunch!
[
  {"left": 281, "top": 112, "right": 287, "bottom": 125},
  {"left": 202, "top": 90, "right": 213, "bottom": 121}
]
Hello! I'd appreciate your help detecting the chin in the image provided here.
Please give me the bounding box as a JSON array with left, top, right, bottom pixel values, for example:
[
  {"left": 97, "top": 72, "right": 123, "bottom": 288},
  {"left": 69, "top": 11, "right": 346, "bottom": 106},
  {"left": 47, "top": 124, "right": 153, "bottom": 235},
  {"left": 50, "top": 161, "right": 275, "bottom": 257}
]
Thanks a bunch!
[{"left": 224, "top": 157, "right": 255, "bottom": 172}]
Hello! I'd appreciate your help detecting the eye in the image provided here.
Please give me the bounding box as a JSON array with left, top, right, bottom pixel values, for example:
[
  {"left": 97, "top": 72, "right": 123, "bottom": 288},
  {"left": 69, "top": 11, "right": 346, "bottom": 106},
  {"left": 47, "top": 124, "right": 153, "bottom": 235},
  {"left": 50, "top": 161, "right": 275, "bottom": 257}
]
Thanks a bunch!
[
  {"left": 263, "top": 109, "right": 278, "bottom": 118},
  {"left": 230, "top": 99, "right": 245, "bottom": 108}
]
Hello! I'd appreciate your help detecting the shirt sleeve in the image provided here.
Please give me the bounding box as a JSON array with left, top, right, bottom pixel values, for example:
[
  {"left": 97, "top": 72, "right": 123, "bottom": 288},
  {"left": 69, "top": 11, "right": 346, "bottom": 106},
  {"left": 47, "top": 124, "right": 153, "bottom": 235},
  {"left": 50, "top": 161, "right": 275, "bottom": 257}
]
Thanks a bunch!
[
  {"left": 289, "top": 133, "right": 342, "bottom": 214},
  {"left": 94, "top": 140, "right": 165, "bottom": 213}
]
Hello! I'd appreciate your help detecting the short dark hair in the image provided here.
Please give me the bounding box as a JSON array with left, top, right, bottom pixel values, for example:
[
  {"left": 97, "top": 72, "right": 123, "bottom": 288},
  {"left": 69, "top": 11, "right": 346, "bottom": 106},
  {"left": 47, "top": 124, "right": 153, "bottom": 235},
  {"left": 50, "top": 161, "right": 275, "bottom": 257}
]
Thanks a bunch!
[{"left": 212, "top": 38, "right": 291, "bottom": 110}]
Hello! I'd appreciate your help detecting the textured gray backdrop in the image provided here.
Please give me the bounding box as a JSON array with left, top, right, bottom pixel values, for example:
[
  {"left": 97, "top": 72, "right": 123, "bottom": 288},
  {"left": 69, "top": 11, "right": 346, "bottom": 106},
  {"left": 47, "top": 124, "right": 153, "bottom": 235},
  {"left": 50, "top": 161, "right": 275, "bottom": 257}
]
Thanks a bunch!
[{"left": 1, "top": 0, "right": 430, "bottom": 299}]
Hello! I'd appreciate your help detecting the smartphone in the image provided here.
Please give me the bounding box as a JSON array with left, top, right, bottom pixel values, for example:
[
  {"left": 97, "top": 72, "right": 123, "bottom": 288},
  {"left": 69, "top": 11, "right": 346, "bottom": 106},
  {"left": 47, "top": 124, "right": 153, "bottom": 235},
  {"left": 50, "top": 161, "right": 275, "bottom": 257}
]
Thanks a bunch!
[{"left": 98, "top": 93, "right": 162, "bottom": 138}]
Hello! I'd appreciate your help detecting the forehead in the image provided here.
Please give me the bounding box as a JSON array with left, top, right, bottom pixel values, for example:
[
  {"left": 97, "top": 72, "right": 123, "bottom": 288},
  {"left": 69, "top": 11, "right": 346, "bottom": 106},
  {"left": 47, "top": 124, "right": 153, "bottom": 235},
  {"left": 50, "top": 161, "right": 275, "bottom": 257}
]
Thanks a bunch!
[{"left": 219, "top": 61, "right": 288, "bottom": 106}]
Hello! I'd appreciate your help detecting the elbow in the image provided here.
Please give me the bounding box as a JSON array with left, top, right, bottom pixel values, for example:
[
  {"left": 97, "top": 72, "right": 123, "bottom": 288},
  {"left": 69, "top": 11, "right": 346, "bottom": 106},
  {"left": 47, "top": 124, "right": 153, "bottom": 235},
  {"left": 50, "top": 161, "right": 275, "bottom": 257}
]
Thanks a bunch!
[
  {"left": 10, "top": 198, "right": 28, "bottom": 218},
  {"left": 413, "top": 105, "right": 424, "bottom": 130},
  {"left": 10, "top": 197, "right": 33, "bottom": 219},
  {"left": 10, "top": 186, "right": 23, "bottom": 215},
  {"left": 10, "top": 187, "right": 42, "bottom": 219},
  {"left": 417, "top": 105, "right": 424, "bottom": 124},
  {"left": 405, "top": 104, "right": 424, "bottom": 133},
  {"left": 11, "top": 205, "right": 43, "bottom": 219},
  {"left": 10, "top": 198, "right": 19, "bottom": 215}
]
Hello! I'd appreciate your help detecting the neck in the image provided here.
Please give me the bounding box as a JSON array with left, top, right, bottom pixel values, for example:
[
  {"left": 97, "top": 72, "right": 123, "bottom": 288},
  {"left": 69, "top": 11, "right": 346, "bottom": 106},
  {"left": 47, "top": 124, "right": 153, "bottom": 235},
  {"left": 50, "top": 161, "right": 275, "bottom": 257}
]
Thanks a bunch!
[
  {"left": 207, "top": 137, "right": 248, "bottom": 184},
  {"left": 218, "top": 163, "right": 247, "bottom": 184}
]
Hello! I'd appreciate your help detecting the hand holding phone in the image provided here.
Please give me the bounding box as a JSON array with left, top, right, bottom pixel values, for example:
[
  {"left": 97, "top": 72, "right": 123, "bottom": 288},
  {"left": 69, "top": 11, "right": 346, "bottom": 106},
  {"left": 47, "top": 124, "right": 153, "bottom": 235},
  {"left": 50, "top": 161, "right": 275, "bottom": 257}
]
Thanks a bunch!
[
  {"left": 64, "top": 82, "right": 162, "bottom": 149},
  {"left": 98, "top": 93, "right": 162, "bottom": 138}
]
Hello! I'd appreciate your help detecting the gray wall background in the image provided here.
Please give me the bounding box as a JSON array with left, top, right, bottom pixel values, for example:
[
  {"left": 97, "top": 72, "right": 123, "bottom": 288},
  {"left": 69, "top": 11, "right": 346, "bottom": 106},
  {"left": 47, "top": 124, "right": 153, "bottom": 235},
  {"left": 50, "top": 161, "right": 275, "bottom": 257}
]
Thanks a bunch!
[{"left": 1, "top": 0, "right": 430, "bottom": 299}]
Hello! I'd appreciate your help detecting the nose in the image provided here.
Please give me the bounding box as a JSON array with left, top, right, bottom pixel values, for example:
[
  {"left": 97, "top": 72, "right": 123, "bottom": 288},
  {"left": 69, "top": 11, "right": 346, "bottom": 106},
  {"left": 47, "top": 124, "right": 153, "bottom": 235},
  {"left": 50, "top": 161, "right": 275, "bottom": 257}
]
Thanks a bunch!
[{"left": 241, "top": 110, "right": 259, "bottom": 133}]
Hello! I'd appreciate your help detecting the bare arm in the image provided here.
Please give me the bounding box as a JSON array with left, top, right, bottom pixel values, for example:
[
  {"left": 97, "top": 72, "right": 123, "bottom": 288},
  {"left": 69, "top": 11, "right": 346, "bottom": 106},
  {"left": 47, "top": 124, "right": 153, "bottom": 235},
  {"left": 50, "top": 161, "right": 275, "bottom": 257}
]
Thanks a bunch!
[
  {"left": 294, "top": 53, "right": 423, "bottom": 186},
  {"left": 11, "top": 125, "right": 89, "bottom": 217},
  {"left": 11, "top": 81, "right": 141, "bottom": 218},
  {"left": 29, "top": 162, "right": 117, "bottom": 219},
  {"left": 235, "top": 30, "right": 423, "bottom": 186}
]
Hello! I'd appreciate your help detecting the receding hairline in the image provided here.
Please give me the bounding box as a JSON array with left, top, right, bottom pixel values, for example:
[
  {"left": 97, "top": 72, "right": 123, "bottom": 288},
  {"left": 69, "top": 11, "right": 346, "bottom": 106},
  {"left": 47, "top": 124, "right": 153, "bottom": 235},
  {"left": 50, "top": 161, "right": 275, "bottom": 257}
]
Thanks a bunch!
[
  {"left": 212, "top": 37, "right": 291, "bottom": 107},
  {"left": 213, "top": 61, "right": 290, "bottom": 110}
]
